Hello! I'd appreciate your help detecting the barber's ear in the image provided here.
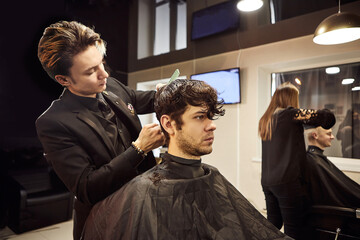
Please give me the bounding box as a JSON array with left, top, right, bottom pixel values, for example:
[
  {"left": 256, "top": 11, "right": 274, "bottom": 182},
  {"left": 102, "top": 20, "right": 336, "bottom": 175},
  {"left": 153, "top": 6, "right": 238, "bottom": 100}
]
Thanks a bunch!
[
  {"left": 55, "top": 75, "right": 71, "bottom": 87},
  {"left": 160, "top": 115, "right": 175, "bottom": 136}
]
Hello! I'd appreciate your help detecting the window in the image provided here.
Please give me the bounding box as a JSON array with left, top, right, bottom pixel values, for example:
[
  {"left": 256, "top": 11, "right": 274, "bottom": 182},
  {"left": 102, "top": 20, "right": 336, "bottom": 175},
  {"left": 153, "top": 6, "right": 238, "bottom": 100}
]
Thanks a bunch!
[
  {"left": 271, "top": 62, "right": 360, "bottom": 159},
  {"left": 138, "top": 0, "right": 187, "bottom": 59}
]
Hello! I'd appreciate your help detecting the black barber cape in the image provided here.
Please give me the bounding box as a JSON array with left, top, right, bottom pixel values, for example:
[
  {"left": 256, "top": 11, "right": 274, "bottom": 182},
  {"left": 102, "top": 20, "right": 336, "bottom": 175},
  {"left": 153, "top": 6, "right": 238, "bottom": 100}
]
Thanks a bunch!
[
  {"left": 304, "top": 146, "right": 360, "bottom": 207},
  {"left": 82, "top": 153, "right": 291, "bottom": 240}
]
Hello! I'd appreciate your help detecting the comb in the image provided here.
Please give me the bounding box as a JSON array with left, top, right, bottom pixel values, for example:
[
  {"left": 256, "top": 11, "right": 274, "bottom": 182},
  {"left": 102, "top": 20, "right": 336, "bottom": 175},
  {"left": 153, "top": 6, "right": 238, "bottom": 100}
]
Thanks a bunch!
[{"left": 169, "top": 69, "right": 180, "bottom": 83}]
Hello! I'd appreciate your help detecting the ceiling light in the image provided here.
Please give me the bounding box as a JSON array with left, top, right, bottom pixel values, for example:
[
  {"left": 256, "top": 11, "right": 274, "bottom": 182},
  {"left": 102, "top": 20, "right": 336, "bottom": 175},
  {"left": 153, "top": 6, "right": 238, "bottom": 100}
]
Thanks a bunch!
[
  {"left": 325, "top": 67, "right": 340, "bottom": 74},
  {"left": 237, "top": 0, "right": 263, "bottom": 12},
  {"left": 352, "top": 86, "right": 360, "bottom": 91},
  {"left": 295, "top": 78, "right": 302, "bottom": 85},
  {"left": 313, "top": 0, "right": 360, "bottom": 45},
  {"left": 342, "top": 78, "right": 355, "bottom": 84}
]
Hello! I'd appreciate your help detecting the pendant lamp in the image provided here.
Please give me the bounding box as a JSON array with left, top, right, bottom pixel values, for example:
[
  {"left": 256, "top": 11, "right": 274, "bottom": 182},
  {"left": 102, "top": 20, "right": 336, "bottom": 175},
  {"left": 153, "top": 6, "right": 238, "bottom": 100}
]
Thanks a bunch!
[
  {"left": 313, "top": 0, "right": 360, "bottom": 45},
  {"left": 237, "top": 0, "right": 263, "bottom": 12}
]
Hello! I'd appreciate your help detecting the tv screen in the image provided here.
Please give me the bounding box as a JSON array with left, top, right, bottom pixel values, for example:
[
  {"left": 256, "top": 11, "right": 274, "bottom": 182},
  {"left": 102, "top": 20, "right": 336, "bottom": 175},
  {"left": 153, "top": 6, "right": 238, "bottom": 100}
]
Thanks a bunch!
[
  {"left": 191, "top": 68, "right": 241, "bottom": 104},
  {"left": 191, "top": 1, "right": 239, "bottom": 40}
]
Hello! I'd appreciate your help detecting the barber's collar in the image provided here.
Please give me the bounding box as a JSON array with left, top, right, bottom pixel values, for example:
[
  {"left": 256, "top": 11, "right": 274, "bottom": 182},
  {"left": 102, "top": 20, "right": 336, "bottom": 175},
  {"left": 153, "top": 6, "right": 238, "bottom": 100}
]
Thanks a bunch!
[{"left": 65, "top": 90, "right": 100, "bottom": 112}]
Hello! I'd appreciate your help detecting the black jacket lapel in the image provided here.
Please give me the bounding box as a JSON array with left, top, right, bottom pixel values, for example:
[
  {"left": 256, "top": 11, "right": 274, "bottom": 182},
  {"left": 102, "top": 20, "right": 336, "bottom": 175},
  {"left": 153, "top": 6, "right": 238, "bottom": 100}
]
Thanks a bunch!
[
  {"left": 61, "top": 89, "right": 117, "bottom": 158},
  {"left": 102, "top": 91, "right": 142, "bottom": 132},
  {"left": 77, "top": 111, "right": 117, "bottom": 158}
]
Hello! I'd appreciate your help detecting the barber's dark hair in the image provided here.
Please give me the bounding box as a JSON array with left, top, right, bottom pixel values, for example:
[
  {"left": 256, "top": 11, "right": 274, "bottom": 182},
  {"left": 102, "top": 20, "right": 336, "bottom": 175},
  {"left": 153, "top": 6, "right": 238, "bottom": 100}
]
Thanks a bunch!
[
  {"left": 154, "top": 79, "right": 225, "bottom": 142},
  {"left": 38, "top": 20, "right": 106, "bottom": 81}
]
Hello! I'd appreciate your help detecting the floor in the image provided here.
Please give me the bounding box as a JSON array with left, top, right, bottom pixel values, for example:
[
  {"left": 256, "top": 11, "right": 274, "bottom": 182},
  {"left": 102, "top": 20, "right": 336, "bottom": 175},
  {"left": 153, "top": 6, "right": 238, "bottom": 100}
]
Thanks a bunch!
[{"left": 0, "top": 220, "right": 73, "bottom": 240}]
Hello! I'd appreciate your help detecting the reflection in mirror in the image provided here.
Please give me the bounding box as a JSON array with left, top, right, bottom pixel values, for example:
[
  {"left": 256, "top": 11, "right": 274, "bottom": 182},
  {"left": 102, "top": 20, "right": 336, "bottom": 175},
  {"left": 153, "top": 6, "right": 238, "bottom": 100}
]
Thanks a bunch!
[{"left": 271, "top": 62, "right": 360, "bottom": 159}]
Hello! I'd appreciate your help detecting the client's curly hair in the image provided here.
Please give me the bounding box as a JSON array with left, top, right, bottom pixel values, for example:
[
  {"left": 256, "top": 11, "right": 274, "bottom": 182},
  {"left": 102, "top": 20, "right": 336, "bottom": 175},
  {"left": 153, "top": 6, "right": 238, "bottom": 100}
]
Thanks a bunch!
[{"left": 154, "top": 79, "right": 225, "bottom": 142}]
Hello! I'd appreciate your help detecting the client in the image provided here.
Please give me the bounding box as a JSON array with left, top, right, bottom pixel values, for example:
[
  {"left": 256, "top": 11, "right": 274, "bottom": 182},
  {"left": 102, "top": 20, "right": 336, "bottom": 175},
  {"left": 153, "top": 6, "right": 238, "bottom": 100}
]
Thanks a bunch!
[
  {"left": 81, "top": 79, "right": 291, "bottom": 240},
  {"left": 305, "top": 126, "right": 360, "bottom": 207}
]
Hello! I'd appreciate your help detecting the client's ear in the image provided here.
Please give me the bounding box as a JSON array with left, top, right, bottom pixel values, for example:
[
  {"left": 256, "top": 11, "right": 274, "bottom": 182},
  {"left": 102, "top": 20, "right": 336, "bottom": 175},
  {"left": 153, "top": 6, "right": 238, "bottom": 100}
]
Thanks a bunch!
[
  {"left": 312, "top": 131, "right": 318, "bottom": 140},
  {"left": 160, "top": 115, "right": 175, "bottom": 136}
]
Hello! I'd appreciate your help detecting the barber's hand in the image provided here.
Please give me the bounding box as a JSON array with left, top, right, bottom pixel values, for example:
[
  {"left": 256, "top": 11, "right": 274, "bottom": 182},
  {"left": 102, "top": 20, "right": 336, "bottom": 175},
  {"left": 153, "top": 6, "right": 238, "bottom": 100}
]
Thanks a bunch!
[
  {"left": 134, "top": 123, "right": 165, "bottom": 153},
  {"left": 156, "top": 83, "right": 167, "bottom": 91}
]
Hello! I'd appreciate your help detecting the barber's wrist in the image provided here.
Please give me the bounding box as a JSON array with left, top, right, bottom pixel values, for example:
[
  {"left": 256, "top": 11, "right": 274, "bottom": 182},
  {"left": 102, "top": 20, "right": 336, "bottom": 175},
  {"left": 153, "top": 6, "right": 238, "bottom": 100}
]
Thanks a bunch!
[{"left": 131, "top": 141, "right": 147, "bottom": 158}]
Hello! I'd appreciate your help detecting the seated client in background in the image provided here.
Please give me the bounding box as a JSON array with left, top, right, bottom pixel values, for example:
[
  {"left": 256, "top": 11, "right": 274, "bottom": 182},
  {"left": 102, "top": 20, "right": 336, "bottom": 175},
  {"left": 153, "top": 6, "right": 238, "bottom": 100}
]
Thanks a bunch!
[
  {"left": 81, "top": 79, "right": 292, "bottom": 240},
  {"left": 304, "top": 126, "right": 360, "bottom": 207}
]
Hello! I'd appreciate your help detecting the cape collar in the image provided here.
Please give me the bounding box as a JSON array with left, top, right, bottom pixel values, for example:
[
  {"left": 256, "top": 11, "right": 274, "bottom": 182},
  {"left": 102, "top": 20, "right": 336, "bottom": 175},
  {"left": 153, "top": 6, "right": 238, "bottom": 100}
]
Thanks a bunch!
[
  {"left": 308, "top": 145, "right": 325, "bottom": 155},
  {"left": 160, "top": 152, "right": 205, "bottom": 179},
  {"left": 162, "top": 152, "right": 202, "bottom": 166}
]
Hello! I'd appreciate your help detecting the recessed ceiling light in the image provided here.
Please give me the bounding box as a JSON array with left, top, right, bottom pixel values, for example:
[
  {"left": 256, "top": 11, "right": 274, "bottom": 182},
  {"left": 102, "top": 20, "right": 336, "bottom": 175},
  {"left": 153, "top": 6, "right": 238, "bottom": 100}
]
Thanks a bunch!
[
  {"left": 352, "top": 86, "right": 360, "bottom": 91},
  {"left": 325, "top": 67, "right": 340, "bottom": 74},
  {"left": 342, "top": 78, "right": 355, "bottom": 85},
  {"left": 237, "top": 0, "right": 263, "bottom": 12}
]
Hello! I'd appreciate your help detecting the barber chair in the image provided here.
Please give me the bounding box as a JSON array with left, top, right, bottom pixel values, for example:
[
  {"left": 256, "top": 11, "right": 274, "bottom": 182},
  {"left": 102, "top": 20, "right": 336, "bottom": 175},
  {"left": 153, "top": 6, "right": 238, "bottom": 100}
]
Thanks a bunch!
[
  {"left": 2, "top": 146, "right": 74, "bottom": 234},
  {"left": 306, "top": 205, "right": 360, "bottom": 240}
]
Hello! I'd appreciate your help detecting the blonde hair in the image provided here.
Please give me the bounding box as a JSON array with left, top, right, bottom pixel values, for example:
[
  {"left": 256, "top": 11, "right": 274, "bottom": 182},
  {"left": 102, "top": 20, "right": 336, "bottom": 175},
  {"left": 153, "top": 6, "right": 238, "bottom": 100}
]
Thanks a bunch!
[{"left": 258, "top": 82, "right": 299, "bottom": 141}]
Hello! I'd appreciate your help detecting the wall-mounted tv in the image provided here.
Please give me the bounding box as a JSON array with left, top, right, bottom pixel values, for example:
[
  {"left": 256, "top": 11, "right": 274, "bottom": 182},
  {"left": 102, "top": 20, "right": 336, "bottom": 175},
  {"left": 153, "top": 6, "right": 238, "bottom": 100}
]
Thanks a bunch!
[
  {"left": 190, "top": 68, "right": 241, "bottom": 104},
  {"left": 191, "top": 1, "right": 239, "bottom": 40}
]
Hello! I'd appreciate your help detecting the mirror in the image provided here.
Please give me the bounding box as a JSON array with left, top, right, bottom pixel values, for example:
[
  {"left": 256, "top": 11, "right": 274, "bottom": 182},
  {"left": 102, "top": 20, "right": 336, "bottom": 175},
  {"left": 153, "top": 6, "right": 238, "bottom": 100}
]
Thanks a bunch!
[{"left": 271, "top": 62, "right": 360, "bottom": 159}]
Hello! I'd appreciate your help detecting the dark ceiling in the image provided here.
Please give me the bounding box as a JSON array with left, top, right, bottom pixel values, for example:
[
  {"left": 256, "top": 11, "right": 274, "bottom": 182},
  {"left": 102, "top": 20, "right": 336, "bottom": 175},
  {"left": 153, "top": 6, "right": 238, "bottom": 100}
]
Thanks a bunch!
[{"left": 271, "top": 0, "right": 359, "bottom": 22}]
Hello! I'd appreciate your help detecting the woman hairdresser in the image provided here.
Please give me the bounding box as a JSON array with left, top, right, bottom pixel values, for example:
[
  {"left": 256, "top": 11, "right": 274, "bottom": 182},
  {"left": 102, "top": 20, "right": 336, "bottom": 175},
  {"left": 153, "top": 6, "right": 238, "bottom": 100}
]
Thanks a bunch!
[{"left": 258, "top": 82, "right": 335, "bottom": 240}]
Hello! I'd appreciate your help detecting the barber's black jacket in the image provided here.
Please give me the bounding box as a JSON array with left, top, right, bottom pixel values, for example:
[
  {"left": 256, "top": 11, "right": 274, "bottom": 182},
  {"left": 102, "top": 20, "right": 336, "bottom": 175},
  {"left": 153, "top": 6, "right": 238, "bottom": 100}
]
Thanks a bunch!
[{"left": 36, "top": 77, "right": 156, "bottom": 238}]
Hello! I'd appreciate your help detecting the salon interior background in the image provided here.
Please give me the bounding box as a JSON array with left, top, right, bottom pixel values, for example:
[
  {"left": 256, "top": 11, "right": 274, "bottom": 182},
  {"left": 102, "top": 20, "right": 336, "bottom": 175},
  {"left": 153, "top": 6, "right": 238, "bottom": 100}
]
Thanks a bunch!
[
  {"left": 2, "top": 0, "right": 360, "bottom": 211},
  {"left": 1, "top": 0, "right": 359, "bottom": 147}
]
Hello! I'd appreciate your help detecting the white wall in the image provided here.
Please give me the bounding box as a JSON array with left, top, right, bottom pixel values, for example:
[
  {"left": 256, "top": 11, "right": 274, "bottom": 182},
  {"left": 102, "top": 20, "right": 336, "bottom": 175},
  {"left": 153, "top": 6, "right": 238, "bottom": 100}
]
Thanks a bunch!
[{"left": 128, "top": 34, "right": 360, "bottom": 212}]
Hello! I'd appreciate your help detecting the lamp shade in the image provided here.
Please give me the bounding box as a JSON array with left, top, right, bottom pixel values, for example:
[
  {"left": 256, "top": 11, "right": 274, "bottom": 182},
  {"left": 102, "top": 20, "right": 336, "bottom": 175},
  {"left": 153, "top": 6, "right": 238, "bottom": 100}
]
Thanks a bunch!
[{"left": 313, "top": 12, "right": 360, "bottom": 45}]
